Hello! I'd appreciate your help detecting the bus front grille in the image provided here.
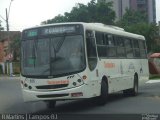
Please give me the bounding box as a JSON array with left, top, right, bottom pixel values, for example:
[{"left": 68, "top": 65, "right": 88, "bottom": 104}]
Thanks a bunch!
[
  {"left": 36, "top": 84, "right": 68, "bottom": 90},
  {"left": 37, "top": 94, "right": 69, "bottom": 98}
]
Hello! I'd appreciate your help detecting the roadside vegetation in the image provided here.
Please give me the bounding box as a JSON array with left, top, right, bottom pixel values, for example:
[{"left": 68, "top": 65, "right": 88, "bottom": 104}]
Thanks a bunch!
[{"left": 149, "top": 75, "right": 160, "bottom": 80}]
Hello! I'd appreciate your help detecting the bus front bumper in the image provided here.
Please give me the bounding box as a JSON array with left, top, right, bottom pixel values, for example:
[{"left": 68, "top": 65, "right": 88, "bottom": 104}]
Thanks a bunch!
[{"left": 22, "top": 83, "right": 100, "bottom": 102}]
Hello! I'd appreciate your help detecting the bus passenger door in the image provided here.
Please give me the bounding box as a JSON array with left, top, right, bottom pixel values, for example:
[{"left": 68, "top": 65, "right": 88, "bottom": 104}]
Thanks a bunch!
[{"left": 86, "top": 30, "right": 101, "bottom": 96}]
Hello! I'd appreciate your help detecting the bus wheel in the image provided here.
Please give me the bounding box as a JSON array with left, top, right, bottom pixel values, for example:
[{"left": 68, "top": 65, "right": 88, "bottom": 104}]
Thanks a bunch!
[
  {"left": 46, "top": 101, "right": 56, "bottom": 109},
  {"left": 123, "top": 75, "right": 138, "bottom": 96},
  {"left": 132, "top": 75, "right": 139, "bottom": 96},
  {"left": 96, "top": 80, "right": 108, "bottom": 105}
]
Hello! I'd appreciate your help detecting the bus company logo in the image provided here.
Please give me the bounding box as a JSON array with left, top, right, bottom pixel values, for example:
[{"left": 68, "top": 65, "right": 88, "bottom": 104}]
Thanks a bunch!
[
  {"left": 128, "top": 62, "right": 135, "bottom": 72},
  {"left": 104, "top": 62, "right": 115, "bottom": 69},
  {"left": 47, "top": 80, "right": 69, "bottom": 85},
  {"left": 142, "top": 114, "right": 159, "bottom": 120}
]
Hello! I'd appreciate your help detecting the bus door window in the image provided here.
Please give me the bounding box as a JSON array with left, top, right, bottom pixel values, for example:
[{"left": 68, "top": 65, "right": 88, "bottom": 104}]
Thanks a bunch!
[{"left": 86, "top": 30, "right": 98, "bottom": 71}]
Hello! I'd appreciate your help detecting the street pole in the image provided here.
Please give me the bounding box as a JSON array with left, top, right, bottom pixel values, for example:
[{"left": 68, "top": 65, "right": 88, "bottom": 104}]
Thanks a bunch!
[{"left": 5, "top": 8, "right": 9, "bottom": 75}]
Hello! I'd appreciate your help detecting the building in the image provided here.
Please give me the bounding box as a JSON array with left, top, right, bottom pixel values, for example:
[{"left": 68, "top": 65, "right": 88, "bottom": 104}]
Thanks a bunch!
[
  {"left": 101, "top": 0, "right": 156, "bottom": 23},
  {"left": 0, "top": 31, "right": 21, "bottom": 62}
]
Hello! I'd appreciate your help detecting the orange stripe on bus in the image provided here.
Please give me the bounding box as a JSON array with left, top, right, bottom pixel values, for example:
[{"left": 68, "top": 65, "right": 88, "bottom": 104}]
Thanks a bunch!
[{"left": 104, "top": 62, "right": 115, "bottom": 68}]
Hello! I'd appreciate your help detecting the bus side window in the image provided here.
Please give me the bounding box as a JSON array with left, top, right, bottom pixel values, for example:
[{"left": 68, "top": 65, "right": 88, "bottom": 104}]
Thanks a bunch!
[
  {"left": 133, "top": 39, "right": 140, "bottom": 58},
  {"left": 96, "top": 32, "right": 107, "bottom": 57},
  {"left": 106, "top": 34, "right": 116, "bottom": 57},
  {"left": 125, "top": 38, "right": 134, "bottom": 58},
  {"left": 116, "top": 36, "right": 125, "bottom": 57},
  {"left": 139, "top": 41, "right": 147, "bottom": 58},
  {"left": 86, "top": 30, "right": 98, "bottom": 71},
  {"left": 95, "top": 32, "right": 105, "bottom": 45},
  {"left": 105, "top": 34, "right": 115, "bottom": 46}
]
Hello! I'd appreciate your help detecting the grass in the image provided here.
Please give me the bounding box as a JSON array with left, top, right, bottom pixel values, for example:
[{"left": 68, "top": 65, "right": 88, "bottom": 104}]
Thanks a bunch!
[{"left": 149, "top": 74, "right": 160, "bottom": 80}]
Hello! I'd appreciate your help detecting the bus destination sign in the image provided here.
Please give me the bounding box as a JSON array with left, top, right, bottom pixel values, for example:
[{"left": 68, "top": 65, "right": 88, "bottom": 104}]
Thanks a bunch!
[
  {"left": 41, "top": 26, "right": 76, "bottom": 35},
  {"left": 25, "top": 29, "right": 38, "bottom": 37}
]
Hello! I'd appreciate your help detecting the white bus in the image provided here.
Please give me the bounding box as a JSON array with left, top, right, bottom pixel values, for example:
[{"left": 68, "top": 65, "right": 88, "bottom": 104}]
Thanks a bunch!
[{"left": 20, "top": 22, "right": 149, "bottom": 108}]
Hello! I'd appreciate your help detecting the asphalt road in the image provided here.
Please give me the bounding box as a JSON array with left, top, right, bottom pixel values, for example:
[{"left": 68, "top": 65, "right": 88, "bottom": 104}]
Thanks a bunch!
[{"left": 0, "top": 78, "right": 160, "bottom": 115}]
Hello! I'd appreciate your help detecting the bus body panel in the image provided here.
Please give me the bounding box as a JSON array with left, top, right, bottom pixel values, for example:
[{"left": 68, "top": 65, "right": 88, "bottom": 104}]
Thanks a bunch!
[
  {"left": 22, "top": 82, "right": 97, "bottom": 102},
  {"left": 97, "top": 58, "right": 149, "bottom": 94}
]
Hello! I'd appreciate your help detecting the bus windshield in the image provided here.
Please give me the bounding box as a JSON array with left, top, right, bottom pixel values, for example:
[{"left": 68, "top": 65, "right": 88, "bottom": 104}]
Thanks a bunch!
[{"left": 21, "top": 35, "right": 85, "bottom": 77}]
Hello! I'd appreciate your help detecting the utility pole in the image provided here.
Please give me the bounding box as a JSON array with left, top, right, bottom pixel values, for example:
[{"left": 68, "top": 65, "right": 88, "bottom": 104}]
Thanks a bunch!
[
  {"left": 6, "top": 8, "right": 9, "bottom": 31},
  {"left": 6, "top": 8, "right": 10, "bottom": 75}
]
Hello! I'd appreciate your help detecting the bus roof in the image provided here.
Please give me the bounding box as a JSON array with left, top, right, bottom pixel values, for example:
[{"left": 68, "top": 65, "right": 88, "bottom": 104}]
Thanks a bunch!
[
  {"left": 83, "top": 23, "right": 145, "bottom": 40},
  {"left": 23, "top": 22, "right": 145, "bottom": 40}
]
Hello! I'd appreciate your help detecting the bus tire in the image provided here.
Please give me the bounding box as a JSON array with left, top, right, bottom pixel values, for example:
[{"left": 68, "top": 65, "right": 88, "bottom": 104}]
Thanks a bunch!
[
  {"left": 46, "top": 101, "right": 56, "bottom": 109},
  {"left": 96, "top": 80, "right": 108, "bottom": 105},
  {"left": 123, "top": 75, "right": 138, "bottom": 96}
]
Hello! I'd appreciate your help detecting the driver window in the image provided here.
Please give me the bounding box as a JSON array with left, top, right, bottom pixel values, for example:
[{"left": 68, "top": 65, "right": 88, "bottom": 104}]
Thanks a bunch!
[{"left": 86, "top": 30, "right": 98, "bottom": 71}]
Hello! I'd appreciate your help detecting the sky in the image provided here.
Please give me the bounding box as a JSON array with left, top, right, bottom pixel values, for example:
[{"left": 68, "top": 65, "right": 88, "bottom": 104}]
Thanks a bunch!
[{"left": 0, "top": 0, "right": 160, "bottom": 31}]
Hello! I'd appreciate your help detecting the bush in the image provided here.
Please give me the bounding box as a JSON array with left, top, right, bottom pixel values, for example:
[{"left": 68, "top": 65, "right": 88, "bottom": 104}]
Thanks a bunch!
[{"left": 13, "top": 62, "right": 20, "bottom": 74}]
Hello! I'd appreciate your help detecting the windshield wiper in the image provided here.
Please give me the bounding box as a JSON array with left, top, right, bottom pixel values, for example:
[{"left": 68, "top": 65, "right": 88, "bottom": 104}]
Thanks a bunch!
[
  {"left": 51, "top": 35, "right": 66, "bottom": 61},
  {"left": 50, "top": 35, "right": 66, "bottom": 74},
  {"left": 55, "top": 35, "right": 66, "bottom": 52}
]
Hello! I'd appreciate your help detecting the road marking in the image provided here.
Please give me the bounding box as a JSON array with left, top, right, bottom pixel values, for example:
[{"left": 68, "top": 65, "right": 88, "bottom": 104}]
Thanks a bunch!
[{"left": 146, "top": 80, "right": 160, "bottom": 84}]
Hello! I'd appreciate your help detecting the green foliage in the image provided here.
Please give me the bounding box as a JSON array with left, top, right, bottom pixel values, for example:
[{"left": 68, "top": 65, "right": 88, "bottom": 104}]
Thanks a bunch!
[
  {"left": 41, "top": 14, "right": 67, "bottom": 24},
  {"left": 13, "top": 62, "right": 20, "bottom": 74},
  {"left": 0, "top": 22, "right": 4, "bottom": 31},
  {"left": 116, "top": 9, "right": 148, "bottom": 27},
  {"left": 125, "top": 23, "right": 158, "bottom": 52},
  {"left": 10, "top": 35, "right": 21, "bottom": 61},
  {"left": 152, "top": 45, "right": 160, "bottom": 52},
  {"left": 41, "top": 0, "right": 115, "bottom": 25},
  {"left": 95, "top": 1, "right": 115, "bottom": 24},
  {"left": 116, "top": 9, "right": 159, "bottom": 53}
]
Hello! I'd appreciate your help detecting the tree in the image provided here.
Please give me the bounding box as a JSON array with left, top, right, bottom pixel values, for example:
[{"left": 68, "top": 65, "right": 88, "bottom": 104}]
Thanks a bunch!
[
  {"left": 0, "top": 21, "right": 4, "bottom": 31},
  {"left": 41, "top": 0, "right": 115, "bottom": 25},
  {"left": 116, "top": 9, "right": 158, "bottom": 53},
  {"left": 41, "top": 14, "right": 67, "bottom": 24},
  {"left": 95, "top": 1, "right": 115, "bottom": 24},
  {"left": 126, "top": 23, "right": 158, "bottom": 52},
  {"left": 116, "top": 8, "right": 147, "bottom": 27},
  {"left": 10, "top": 34, "right": 21, "bottom": 61}
]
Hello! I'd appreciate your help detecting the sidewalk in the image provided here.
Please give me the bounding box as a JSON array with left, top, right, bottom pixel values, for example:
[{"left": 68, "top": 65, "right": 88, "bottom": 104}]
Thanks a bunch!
[{"left": 146, "top": 79, "right": 160, "bottom": 83}]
